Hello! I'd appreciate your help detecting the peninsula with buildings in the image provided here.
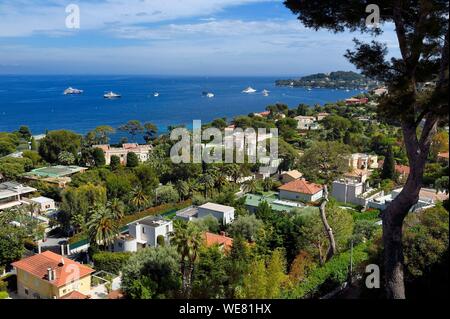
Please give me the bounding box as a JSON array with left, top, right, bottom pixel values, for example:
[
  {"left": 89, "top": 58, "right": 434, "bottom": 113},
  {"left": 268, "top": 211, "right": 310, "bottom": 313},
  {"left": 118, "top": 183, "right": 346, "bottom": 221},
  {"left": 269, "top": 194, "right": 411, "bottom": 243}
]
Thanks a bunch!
[{"left": 275, "top": 71, "right": 380, "bottom": 90}]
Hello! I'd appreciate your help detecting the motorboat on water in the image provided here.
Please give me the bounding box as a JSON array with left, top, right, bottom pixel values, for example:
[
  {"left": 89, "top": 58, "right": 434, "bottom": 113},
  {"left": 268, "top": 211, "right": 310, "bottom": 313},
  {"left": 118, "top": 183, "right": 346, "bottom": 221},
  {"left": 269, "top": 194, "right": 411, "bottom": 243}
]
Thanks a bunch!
[
  {"left": 262, "top": 89, "right": 270, "bottom": 96},
  {"left": 242, "top": 86, "right": 257, "bottom": 94},
  {"left": 63, "top": 87, "right": 83, "bottom": 95},
  {"left": 104, "top": 91, "right": 121, "bottom": 99},
  {"left": 202, "top": 91, "right": 214, "bottom": 98},
  {"left": 153, "top": 92, "right": 160, "bottom": 97}
]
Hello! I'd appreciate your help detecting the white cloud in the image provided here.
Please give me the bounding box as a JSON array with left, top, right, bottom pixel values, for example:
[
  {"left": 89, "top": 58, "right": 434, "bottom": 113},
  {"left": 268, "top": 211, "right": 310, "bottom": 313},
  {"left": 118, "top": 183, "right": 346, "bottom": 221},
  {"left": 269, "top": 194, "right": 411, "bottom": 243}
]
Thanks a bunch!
[{"left": 0, "top": 0, "right": 276, "bottom": 37}]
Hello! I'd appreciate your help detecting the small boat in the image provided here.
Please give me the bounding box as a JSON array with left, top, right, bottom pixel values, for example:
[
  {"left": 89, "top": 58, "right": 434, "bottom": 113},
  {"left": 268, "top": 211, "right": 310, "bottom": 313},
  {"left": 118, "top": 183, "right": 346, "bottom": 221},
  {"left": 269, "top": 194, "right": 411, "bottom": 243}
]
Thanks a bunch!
[
  {"left": 63, "top": 87, "right": 83, "bottom": 95},
  {"left": 104, "top": 91, "right": 121, "bottom": 99},
  {"left": 202, "top": 91, "right": 214, "bottom": 98},
  {"left": 153, "top": 92, "right": 159, "bottom": 97},
  {"left": 242, "top": 86, "right": 257, "bottom": 94},
  {"left": 345, "top": 89, "right": 350, "bottom": 92},
  {"left": 262, "top": 89, "right": 270, "bottom": 96},
  {"left": 307, "top": 87, "right": 312, "bottom": 91}
]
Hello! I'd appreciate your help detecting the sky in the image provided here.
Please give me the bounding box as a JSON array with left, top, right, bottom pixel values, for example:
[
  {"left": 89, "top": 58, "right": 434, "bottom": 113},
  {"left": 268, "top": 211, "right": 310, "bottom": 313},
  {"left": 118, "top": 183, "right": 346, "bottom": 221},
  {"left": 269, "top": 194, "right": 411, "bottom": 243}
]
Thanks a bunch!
[{"left": 0, "top": 0, "right": 400, "bottom": 76}]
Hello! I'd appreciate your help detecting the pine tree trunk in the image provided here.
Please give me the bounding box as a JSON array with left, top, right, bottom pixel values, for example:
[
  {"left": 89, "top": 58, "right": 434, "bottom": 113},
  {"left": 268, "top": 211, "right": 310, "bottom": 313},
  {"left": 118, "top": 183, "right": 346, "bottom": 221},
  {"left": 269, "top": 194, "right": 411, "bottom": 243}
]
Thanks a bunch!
[
  {"left": 382, "top": 117, "right": 438, "bottom": 298},
  {"left": 319, "top": 185, "right": 336, "bottom": 262}
]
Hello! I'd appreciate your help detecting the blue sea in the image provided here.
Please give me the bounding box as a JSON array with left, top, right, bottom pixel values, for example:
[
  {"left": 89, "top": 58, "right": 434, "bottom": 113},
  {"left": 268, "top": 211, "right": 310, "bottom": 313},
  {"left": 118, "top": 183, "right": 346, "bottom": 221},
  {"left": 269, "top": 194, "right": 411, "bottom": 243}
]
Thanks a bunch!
[{"left": 0, "top": 75, "right": 359, "bottom": 142}]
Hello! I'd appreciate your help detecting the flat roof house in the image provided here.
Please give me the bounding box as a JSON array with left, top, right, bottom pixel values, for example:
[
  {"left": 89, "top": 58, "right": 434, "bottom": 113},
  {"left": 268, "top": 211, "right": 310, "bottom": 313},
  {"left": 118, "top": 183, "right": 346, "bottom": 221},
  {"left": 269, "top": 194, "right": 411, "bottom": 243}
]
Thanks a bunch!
[
  {"left": 27, "top": 196, "right": 56, "bottom": 213},
  {"left": 0, "top": 181, "right": 36, "bottom": 211},
  {"left": 23, "top": 165, "right": 87, "bottom": 188},
  {"left": 114, "top": 216, "right": 173, "bottom": 252},
  {"left": 198, "top": 202, "right": 235, "bottom": 225},
  {"left": 93, "top": 143, "right": 152, "bottom": 165},
  {"left": 278, "top": 178, "right": 324, "bottom": 203},
  {"left": 175, "top": 202, "right": 235, "bottom": 225},
  {"left": 12, "top": 250, "right": 95, "bottom": 299}
]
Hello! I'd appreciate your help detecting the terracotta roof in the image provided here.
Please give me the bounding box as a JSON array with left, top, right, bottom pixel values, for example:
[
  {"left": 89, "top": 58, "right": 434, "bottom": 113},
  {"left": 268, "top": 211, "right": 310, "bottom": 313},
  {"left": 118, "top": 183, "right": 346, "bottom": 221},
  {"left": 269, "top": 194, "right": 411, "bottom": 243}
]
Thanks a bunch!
[
  {"left": 107, "top": 290, "right": 125, "bottom": 299},
  {"left": 204, "top": 232, "right": 233, "bottom": 251},
  {"left": 395, "top": 164, "right": 410, "bottom": 175},
  {"left": 278, "top": 178, "right": 323, "bottom": 195},
  {"left": 258, "top": 111, "right": 271, "bottom": 116},
  {"left": 60, "top": 291, "right": 89, "bottom": 299},
  {"left": 438, "top": 152, "right": 449, "bottom": 159},
  {"left": 12, "top": 251, "right": 95, "bottom": 288},
  {"left": 281, "top": 170, "right": 303, "bottom": 180}
]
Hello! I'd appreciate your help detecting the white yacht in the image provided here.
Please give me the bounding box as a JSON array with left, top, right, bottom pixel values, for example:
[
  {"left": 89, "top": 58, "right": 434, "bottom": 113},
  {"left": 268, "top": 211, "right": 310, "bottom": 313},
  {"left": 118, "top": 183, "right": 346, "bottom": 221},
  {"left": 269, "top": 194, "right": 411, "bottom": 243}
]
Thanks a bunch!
[
  {"left": 104, "top": 91, "right": 121, "bottom": 99},
  {"left": 307, "top": 87, "right": 312, "bottom": 91},
  {"left": 242, "top": 86, "right": 257, "bottom": 94},
  {"left": 206, "top": 93, "right": 214, "bottom": 98},
  {"left": 63, "top": 87, "right": 83, "bottom": 95},
  {"left": 153, "top": 92, "right": 160, "bottom": 97},
  {"left": 262, "top": 89, "right": 270, "bottom": 96}
]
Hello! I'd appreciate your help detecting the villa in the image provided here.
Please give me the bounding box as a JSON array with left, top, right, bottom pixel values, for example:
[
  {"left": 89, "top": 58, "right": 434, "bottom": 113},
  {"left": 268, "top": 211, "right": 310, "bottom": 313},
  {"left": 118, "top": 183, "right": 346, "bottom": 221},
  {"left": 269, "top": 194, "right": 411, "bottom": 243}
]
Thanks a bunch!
[
  {"left": 93, "top": 143, "right": 152, "bottom": 165},
  {"left": 25, "top": 196, "right": 56, "bottom": 213},
  {"left": 12, "top": 251, "right": 95, "bottom": 299},
  {"left": 348, "top": 153, "right": 378, "bottom": 170},
  {"left": 175, "top": 202, "right": 235, "bottom": 225},
  {"left": 294, "top": 115, "right": 319, "bottom": 130},
  {"left": 367, "top": 187, "right": 448, "bottom": 212},
  {"left": 22, "top": 165, "right": 87, "bottom": 188},
  {"left": 0, "top": 181, "right": 36, "bottom": 212},
  {"left": 331, "top": 177, "right": 382, "bottom": 207},
  {"left": 245, "top": 192, "right": 308, "bottom": 213},
  {"left": 345, "top": 97, "right": 369, "bottom": 105},
  {"left": 278, "top": 178, "right": 324, "bottom": 203},
  {"left": 316, "top": 112, "right": 330, "bottom": 121},
  {"left": 114, "top": 216, "right": 173, "bottom": 252}
]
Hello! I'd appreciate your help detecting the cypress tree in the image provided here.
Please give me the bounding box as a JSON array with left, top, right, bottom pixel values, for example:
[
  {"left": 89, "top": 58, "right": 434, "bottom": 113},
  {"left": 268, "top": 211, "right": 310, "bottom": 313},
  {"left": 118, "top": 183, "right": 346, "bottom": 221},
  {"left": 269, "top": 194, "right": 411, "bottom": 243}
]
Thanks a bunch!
[{"left": 381, "top": 145, "right": 396, "bottom": 180}]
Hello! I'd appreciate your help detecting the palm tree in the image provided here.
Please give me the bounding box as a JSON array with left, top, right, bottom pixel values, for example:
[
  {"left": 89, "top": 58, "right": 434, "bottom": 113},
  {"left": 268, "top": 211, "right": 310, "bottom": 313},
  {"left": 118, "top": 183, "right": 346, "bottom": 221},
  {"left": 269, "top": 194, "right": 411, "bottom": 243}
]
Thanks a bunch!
[
  {"left": 242, "top": 178, "right": 258, "bottom": 194},
  {"left": 143, "top": 122, "right": 158, "bottom": 144},
  {"left": 87, "top": 204, "right": 119, "bottom": 250},
  {"left": 130, "top": 186, "right": 150, "bottom": 212},
  {"left": 175, "top": 180, "right": 189, "bottom": 201},
  {"left": 187, "top": 178, "right": 199, "bottom": 197},
  {"left": 198, "top": 174, "right": 214, "bottom": 198},
  {"left": 262, "top": 177, "right": 274, "bottom": 192},
  {"left": 226, "top": 164, "right": 241, "bottom": 183},
  {"left": 108, "top": 198, "right": 125, "bottom": 220},
  {"left": 170, "top": 220, "right": 203, "bottom": 298},
  {"left": 215, "top": 171, "right": 229, "bottom": 193}
]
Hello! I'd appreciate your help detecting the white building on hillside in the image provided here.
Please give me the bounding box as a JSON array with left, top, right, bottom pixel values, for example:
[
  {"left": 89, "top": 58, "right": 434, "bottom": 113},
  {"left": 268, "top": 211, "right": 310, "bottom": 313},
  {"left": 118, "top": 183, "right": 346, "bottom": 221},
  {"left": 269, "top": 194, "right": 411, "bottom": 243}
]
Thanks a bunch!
[
  {"left": 93, "top": 143, "right": 152, "bottom": 165},
  {"left": 114, "top": 216, "right": 173, "bottom": 252}
]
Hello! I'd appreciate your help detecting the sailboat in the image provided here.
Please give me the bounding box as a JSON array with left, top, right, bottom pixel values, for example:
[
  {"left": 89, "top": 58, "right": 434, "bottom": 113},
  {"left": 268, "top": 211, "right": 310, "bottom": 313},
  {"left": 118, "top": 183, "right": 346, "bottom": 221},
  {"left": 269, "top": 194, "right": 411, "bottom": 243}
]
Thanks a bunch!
[{"left": 262, "top": 89, "right": 270, "bottom": 96}]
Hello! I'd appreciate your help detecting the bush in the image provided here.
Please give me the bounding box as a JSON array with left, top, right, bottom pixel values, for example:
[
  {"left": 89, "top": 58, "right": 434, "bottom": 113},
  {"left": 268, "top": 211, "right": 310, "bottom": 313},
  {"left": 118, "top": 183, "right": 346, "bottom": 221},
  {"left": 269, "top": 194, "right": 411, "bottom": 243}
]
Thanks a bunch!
[
  {"left": 92, "top": 252, "right": 132, "bottom": 274},
  {"left": 0, "top": 291, "right": 9, "bottom": 299},
  {"left": 156, "top": 235, "right": 165, "bottom": 247},
  {"left": 290, "top": 242, "right": 370, "bottom": 298},
  {"left": 352, "top": 209, "right": 381, "bottom": 221},
  {"left": 126, "top": 152, "right": 139, "bottom": 167}
]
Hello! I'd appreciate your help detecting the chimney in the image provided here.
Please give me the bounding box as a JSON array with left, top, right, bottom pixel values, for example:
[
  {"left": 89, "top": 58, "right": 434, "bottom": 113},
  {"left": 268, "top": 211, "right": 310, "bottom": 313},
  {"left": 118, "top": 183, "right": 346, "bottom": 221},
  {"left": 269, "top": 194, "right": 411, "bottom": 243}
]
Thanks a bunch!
[
  {"left": 60, "top": 244, "right": 65, "bottom": 256},
  {"left": 52, "top": 269, "right": 57, "bottom": 281},
  {"left": 47, "top": 268, "right": 53, "bottom": 281}
]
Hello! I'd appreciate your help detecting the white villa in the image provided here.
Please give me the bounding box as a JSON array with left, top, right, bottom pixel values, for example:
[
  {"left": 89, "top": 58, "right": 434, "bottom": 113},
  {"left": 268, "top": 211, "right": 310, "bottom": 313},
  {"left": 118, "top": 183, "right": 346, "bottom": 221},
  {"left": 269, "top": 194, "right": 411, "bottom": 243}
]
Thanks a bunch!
[
  {"left": 0, "top": 182, "right": 36, "bottom": 212},
  {"left": 93, "top": 143, "right": 152, "bottom": 165},
  {"left": 175, "top": 202, "right": 235, "bottom": 225},
  {"left": 294, "top": 115, "right": 319, "bottom": 130},
  {"left": 114, "top": 216, "right": 173, "bottom": 252},
  {"left": 348, "top": 153, "right": 379, "bottom": 170}
]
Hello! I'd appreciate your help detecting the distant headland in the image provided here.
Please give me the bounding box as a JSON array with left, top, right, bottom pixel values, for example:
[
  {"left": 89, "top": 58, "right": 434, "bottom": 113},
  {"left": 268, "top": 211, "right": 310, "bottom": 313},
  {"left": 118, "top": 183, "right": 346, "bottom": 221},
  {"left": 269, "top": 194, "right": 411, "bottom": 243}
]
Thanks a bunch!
[{"left": 275, "top": 71, "right": 380, "bottom": 90}]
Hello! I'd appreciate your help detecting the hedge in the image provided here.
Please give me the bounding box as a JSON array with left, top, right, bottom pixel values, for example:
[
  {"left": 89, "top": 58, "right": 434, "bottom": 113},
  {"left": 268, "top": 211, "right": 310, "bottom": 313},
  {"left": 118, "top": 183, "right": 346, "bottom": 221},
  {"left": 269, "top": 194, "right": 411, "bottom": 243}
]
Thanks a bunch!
[
  {"left": 92, "top": 252, "right": 132, "bottom": 274},
  {"left": 291, "top": 242, "right": 371, "bottom": 298},
  {"left": 352, "top": 209, "right": 381, "bottom": 221}
]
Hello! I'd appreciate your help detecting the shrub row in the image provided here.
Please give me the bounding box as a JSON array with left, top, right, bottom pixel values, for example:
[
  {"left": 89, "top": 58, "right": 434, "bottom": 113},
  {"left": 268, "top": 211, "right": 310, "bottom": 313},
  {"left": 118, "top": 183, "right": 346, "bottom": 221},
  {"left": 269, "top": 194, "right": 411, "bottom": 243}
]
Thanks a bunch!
[{"left": 92, "top": 251, "right": 132, "bottom": 274}]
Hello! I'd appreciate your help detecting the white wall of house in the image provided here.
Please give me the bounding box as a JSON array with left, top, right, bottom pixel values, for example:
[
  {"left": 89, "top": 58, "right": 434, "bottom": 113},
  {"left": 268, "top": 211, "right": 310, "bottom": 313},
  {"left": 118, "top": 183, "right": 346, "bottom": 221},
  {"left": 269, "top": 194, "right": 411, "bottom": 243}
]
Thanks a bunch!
[
  {"left": 129, "top": 220, "right": 173, "bottom": 248},
  {"left": 197, "top": 207, "right": 235, "bottom": 225},
  {"left": 279, "top": 189, "right": 323, "bottom": 202},
  {"left": 331, "top": 181, "right": 364, "bottom": 205}
]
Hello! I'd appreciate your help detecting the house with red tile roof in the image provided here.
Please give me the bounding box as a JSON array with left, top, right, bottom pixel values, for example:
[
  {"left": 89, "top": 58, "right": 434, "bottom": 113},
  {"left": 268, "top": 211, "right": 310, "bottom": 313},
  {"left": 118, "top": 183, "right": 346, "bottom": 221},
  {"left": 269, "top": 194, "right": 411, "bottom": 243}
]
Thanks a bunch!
[
  {"left": 11, "top": 250, "right": 94, "bottom": 299},
  {"left": 278, "top": 178, "right": 324, "bottom": 202},
  {"left": 438, "top": 151, "right": 449, "bottom": 162},
  {"left": 204, "top": 232, "right": 233, "bottom": 252}
]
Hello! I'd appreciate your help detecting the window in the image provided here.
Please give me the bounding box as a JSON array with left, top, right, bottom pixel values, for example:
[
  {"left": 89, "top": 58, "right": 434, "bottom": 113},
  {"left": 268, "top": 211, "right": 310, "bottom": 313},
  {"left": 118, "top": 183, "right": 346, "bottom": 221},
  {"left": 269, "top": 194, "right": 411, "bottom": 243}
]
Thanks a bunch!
[
  {"left": 118, "top": 242, "right": 123, "bottom": 248},
  {"left": 24, "top": 288, "right": 29, "bottom": 295},
  {"left": 142, "top": 227, "right": 145, "bottom": 234}
]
